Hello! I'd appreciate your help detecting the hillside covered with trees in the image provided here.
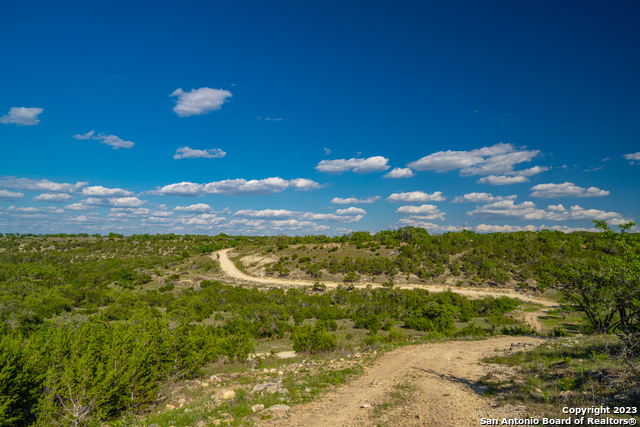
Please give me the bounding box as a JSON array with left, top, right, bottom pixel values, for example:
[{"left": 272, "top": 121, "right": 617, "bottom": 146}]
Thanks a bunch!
[{"left": 0, "top": 221, "right": 638, "bottom": 426}]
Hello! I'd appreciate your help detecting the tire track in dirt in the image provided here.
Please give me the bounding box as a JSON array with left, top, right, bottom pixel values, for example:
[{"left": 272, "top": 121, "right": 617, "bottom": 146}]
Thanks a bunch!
[{"left": 258, "top": 337, "right": 545, "bottom": 427}]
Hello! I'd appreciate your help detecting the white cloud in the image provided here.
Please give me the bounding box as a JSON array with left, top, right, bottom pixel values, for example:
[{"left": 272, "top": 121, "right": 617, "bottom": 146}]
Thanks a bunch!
[
  {"left": 270, "top": 219, "right": 316, "bottom": 228},
  {"left": 289, "top": 178, "right": 323, "bottom": 191},
  {"left": 477, "top": 175, "right": 530, "bottom": 185},
  {"left": 384, "top": 167, "right": 415, "bottom": 178},
  {"left": 468, "top": 200, "right": 549, "bottom": 221},
  {"left": 228, "top": 218, "right": 266, "bottom": 227},
  {"left": 451, "top": 192, "right": 517, "bottom": 203},
  {"left": 234, "top": 209, "right": 296, "bottom": 219},
  {"left": 473, "top": 224, "right": 601, "bottom": 233},
  {"left": 331, "top": 196, "right": 380, "bottom": 204},
  {"left": 0, "top": 190, "right": 25, "bottom": 201},
  {"left": 81, "top": 197, "right": 147, "bottom": 208},
  {"left": 150, "top": 177, "right": 322, "bottom": 197},
  {"left": 173, "top": 147, "right": 226, "bottom": 159},
  {"left": 623, "top": 152, "right": 640, "bottom": 161},
  {"left": 335, "top": 207, "right": 367, "bottom": 216},
  {"left": 234, "top": 208, "right": 364, "bottom": 223},
  {"left": 64, "top": 203, "right": 97, "bottom": 211},
  {"left": 387, "top": 191, "right": 446, "bottom": 203},
  {"left": 74, "top": 131, "right": 134, "bottom": 149},
  {"left": 0, "top": 107, "right": 44, "bottom": 126},
  {"left": 68, "top": 214, "right": 103, "bottom": 224},
  {"left": 92, "top": 133, "right": 134, "bottom": 149},
  {"left": 407, "top": 143, "right": 513, "bottom": 171},
  {"left": 81, "top": 186, "right": 135, "bottom": 197},
  {"left": 530, "top": 182, "right": 610, "bottom": 199},
  {"left": 302, "top": 213, "right": 363, "bottom": 223},
  {"left": 170, "top": 87, "right": 232, "bottom": 117},
  {"left": 324, "top": 148, "right": 332, "bottom": 155},
  {"left": 7, "top": 206, "right": 64, "bottom": 214},
  {"left": 460, "top": 151, "right": 542, "bottom": 176},
  {"left": 395, "top": 219, "right": 463, "bottom": 233},
  {"left": 173, "top": 203, "right": 213, "bottom": 213},
  {"left": 468, "top": 200, "right": 629, "bottom": 223},
  {"left": 0, "top": 177, "right": 88, "bottom": 193},
  {"left": 395, "top": 204, "right": 445, "bottom": 220},
  {"left": 108, "top": 208, "right": 173, "bottom": 219},
  {"left": 179, "top": 213, "right": 226, "bottom": 226},
  {"left": 265, "top": 118, "right": 281, "bottom": 121},
  {"left": 33, "top": 193, "right": 74, "bottom": 202},
  {"left": 475, "top": 224, "right": 539, "bottom": 233},
  {"left": 72, "top": 131, "right": 95, "bottom": 140},
  {"left": 315, "top": 156, "right": 390, "bottom": 173},
  {"left": 407, "top": 143, "right": 549, "bottom": 179}
]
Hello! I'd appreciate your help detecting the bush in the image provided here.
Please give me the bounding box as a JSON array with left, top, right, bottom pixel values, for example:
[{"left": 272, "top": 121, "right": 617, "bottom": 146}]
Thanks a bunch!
[
  {"left": 292, "top": 324, "right": 337, "bottom": 354},
  {"left": 455, "top": 322, "right": 486, "bottom": 338},
  {"left": 500, "top": 322, "right": 538, "bottom": 336}
]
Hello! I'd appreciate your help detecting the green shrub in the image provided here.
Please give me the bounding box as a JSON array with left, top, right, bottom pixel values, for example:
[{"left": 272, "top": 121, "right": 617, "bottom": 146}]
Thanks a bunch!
[
  {"left": 500, "top": 322, "right": 538, "bottom": 336},
  {"left": 292, "top": 324, "right": 337, "bottom": 354},
  {"left": 455, "top": 322, "right": 486, "bottom": 338}
]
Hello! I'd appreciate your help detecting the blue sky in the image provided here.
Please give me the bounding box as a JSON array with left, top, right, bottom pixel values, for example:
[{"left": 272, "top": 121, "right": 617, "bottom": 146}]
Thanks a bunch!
[{"left": 1, "top": 0, "right": 639, "bottom": 236}]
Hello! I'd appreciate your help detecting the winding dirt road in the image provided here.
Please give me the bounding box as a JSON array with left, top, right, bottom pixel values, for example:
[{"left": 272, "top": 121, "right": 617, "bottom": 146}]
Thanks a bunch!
[
  {"left": 213, "top": 249, "right": 555, "bottom": 425},
  {"left": 213, "top": 248, "right": 557, "bottom": 318}
]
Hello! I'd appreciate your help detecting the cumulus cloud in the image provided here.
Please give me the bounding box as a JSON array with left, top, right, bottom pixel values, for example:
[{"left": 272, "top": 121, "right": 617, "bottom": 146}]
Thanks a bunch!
[
  {"left": 473, "top": 224, "right": 601, "bottom": 233},
  {"left": 228, "top": 218, "right": 266, "bottom": 227},
  {"left": 170, "top": 87, "right": 232, "bottom": 117},
  {"left": 387, "top": 191, "right": 446, "bottom": 203},
  {"left": 173, "top": 203, "right": 213, "bottom": 213},
  {"left": 72, "top": 131, "right": 95, "bottom": 140},
  {"left": 623, "top": 152, "right": 640, "bottom": 161},
  {"left": 64, "top": 203, "right": 97, "bottom": 211},
  {"left": 7, "top": 206, "right": 64, "bottom": 214},
  {"left": 407, "top": 143, "right": 549, "bottom": 180},
  {"left": 396, "top": 204, "right": 442, "bottom": 215},
  {"left": 173, "top": 147, "right": 226, "bottom": 159},
  {"left": 474, "top": 224, "right": 539, "bottom": 233},
  {"left": 477, "top": 175, "right": 530, "bottom": 185},
  {"left": 394, "top": 219, "right": 463, "bottom": 233},
  {"left": 179, "top": 213, "right": 226, "bottom": 226},
  {"left": 384, "top": 167, "right": 415, "bottom": 178},
  {"left": 393, "top": 205, "right": 446, "bottom": 221},
  {"left": 234, "top": 209, "right": 295, "bottom": 219},
  {"left": 108, "top": 208, "right": 173, "bottom": 218},
  {"left": 0, "top": 107, "right": 44, "bottom": 126},
  {"left": 0, "top": 190, "right": 25, "bottom": 201},
  {"left": 150, "top": 177, "right": 322, "bottom": 197},
  {"left": 92, "top": 133, "right": 134, "bottom": 149},
  {"left": 324, "top": 148, "right": 332, "bottom": 155},
  {"left": 315, "top": 156, "right": 390, "bottom": 173},
  {"left": 81, "top": 186, "right": 135, "bottom": 197},
  {"left": 234, "top": 208, "right": 364, "bottom": 223},
  {"left": 407, "top": 143, "right": 512, "bottom": 171},
  {"left": 33, "top": 193, "right": 74, "bottom": 202},
  {"left": 467, "top": 200, "right": 629, "bottom": 223},
  {"left": 0, "top": 177, "right": 88, "bottom": 193},
  {"left": 80, "top": 197, "right": 147, "bottom": 208},
  {"left": 529, "top": 182, "right": 610, "bottom": 199},
  {"left": 74, "top": 131, "right": 134, "bottom": 149},
  {"left": 331, "top": 196, "right": 380, "bottom": 204},
  {"left": 335, "top": 207, "right": 367, "bottom": 215},
  {"left": 451, "top": 192, "right": 517, "bottom": 203}
]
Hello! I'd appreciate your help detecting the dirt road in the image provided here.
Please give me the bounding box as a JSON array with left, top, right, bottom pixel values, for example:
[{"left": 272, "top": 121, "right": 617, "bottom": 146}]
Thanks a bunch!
[
  {"left": 212, "top": 249, "right": 552, "bottom": 425},
  {"left": 258, "top": 336, "right": 544, "bottom": 426},
  {"left": 213, "top": 248, "right": 557, "bottom": 312}
]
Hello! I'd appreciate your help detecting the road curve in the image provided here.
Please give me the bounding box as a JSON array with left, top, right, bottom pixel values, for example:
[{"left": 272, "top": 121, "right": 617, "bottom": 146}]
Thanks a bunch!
[{"left": 213, "top": 248, "right": 557, "bottom": 310}]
